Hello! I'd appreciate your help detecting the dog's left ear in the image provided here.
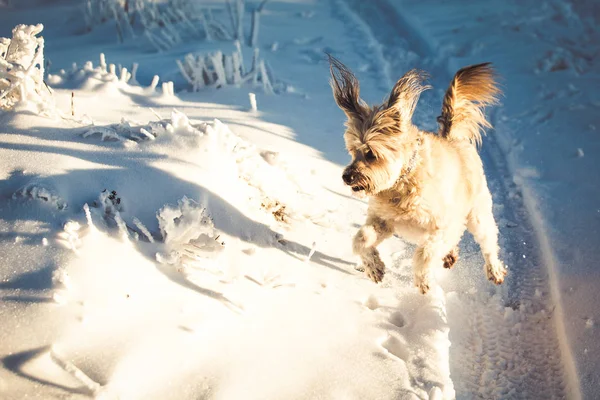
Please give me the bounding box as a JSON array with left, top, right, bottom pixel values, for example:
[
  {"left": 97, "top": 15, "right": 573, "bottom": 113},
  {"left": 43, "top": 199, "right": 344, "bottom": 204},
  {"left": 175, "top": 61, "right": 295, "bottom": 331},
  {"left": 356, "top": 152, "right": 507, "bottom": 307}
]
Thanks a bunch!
[{"left": 386, "top": 69, "right": 431, "bottom": 126}]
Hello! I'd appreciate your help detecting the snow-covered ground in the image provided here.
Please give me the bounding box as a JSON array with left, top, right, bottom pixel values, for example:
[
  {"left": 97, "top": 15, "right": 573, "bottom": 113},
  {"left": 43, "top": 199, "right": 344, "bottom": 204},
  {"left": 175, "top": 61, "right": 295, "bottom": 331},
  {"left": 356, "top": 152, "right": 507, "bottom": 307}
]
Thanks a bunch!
[{"left": 0, "top": 0, "right": 597, "bottom": 398}]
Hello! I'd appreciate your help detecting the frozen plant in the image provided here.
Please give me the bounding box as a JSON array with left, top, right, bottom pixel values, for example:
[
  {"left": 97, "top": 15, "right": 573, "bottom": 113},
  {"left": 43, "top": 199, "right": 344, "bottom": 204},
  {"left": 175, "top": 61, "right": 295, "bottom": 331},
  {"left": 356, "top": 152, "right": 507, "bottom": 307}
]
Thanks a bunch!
[
  {"left": 90, "top": 189, "right": 149, "bottom": 242},
  {"left": 83, "top": 0, "right": 271, "bottom": 51},
  {"left": 249, "top": 0, "right": 269, "bottom": 47},
  {"left": 0, "top": 24, "right": 52, "bottom": 111},
  {"left": 96, "top": 189, "right": 123, "bottom": 216},
  {"left": 177, "top": 42, "right": 276, "bottom": 93},
  {"left": 82, "top": 0, "right": 209, "bottom": 51}
]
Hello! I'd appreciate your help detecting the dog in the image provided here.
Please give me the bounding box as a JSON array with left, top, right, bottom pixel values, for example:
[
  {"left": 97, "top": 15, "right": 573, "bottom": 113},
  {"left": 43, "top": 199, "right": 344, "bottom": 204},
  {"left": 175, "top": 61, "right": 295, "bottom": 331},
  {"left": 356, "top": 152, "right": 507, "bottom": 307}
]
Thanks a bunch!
[{"left": 329, "top": 55, "right": 507, "bottom": 294}]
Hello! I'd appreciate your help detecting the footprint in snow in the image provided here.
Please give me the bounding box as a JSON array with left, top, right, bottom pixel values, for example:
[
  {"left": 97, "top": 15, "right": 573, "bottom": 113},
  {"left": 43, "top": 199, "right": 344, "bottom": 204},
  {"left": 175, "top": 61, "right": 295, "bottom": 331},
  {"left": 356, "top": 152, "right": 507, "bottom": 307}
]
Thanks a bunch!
[
  {"left": 380, "top": 334, "right": 410, "bottom": 362},
  {"left": 388, "top": 311, "right": 406, "bottom": 328}
]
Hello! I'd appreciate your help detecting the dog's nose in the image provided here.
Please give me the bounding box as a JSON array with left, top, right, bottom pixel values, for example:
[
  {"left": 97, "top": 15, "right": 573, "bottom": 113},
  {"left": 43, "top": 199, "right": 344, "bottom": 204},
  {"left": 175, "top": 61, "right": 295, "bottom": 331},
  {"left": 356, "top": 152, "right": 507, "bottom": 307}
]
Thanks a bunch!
[{"left": 342, "top": 171, "right": 356, "bottom": 185}]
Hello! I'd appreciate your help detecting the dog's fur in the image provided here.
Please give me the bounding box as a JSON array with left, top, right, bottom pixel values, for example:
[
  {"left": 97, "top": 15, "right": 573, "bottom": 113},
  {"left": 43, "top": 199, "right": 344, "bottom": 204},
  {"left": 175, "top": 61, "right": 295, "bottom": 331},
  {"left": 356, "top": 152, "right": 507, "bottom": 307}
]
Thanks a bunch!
[{"left": 329, "top": 55, "right": 507, "bottom": 294}]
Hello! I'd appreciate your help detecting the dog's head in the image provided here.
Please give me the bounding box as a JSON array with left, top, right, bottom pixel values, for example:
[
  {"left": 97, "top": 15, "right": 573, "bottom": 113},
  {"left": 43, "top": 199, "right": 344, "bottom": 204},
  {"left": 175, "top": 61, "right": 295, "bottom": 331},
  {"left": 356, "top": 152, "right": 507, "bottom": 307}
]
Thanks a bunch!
[{"left": 328, "top": 55, "right": 430, "bottom": 195}]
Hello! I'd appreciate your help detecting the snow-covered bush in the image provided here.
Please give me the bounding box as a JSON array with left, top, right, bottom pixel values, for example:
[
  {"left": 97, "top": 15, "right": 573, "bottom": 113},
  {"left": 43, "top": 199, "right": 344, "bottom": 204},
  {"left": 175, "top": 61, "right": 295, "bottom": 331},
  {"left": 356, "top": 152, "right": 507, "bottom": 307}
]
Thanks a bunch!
[
  {"left": 81, "top": 0, "right": 233, "bottom": 51},
  {"left": 0, "top": 24, "right": 51, "bottom": 111},
  {"left": 82, "top": 0, "right": 270, "bottom": 51},
  {"left": 177, "top": 42, "right": 276, "bottom": 93},
  {"left": 82, "top": 0, "right": 202, "bottom": 48}
]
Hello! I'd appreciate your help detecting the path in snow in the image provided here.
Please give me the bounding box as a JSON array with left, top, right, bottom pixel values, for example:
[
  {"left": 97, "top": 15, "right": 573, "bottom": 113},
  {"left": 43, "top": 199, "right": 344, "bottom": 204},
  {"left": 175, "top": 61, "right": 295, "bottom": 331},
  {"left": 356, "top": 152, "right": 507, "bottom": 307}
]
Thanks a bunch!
[{"left": 334, "top": 0, "right": 569, "bottom": 397}]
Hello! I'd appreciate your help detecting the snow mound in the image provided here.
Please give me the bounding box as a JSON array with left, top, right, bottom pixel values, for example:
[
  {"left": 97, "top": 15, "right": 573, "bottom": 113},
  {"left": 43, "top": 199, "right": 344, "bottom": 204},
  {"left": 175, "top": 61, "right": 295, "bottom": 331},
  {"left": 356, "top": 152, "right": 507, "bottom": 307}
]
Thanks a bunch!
[
  {"left": 47, "top": 54, "right": 139, "bottom": 92},
  {"left": 194, "top": 117, "right": 324, "bottom": 224},
  {"left": 82, "top": 109, "right": 317, "bottom": 224}
]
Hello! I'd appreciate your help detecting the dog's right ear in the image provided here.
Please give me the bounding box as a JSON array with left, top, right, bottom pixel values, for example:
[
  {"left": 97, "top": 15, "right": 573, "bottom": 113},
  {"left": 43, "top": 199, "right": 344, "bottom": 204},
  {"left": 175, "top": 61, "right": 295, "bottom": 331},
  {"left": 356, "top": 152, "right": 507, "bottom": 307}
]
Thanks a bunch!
[
  {"left": 386, "top": 69, "right": 431, "bottom": 126},
  {"left": 328, "top": 54, "right": 366, "bottom": 120}
]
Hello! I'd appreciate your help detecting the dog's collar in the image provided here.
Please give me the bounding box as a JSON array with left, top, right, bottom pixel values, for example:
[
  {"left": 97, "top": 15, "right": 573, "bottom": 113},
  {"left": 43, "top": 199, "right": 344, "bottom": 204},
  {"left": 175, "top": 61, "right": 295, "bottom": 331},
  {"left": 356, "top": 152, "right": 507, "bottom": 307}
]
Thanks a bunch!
[{"left": 396, "top": 137, "right": 422, "bottom": 182}]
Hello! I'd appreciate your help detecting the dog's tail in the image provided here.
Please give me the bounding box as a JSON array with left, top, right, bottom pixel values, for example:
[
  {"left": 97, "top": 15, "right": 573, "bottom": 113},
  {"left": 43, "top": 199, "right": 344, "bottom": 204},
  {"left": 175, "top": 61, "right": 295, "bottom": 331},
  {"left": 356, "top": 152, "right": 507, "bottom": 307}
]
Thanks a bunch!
[{"left": 437, "top": 63, "right": 500, "bottom": 146}]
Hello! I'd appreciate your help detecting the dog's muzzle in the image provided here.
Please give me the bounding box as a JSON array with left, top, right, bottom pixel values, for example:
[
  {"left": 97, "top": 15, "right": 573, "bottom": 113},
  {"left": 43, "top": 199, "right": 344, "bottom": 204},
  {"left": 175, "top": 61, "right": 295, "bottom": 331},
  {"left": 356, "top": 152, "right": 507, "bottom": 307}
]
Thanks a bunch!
[
  {"left": 342, "top": 170, "right": 356, "bottom": 185},
  {"left": 342, "top": 168, "right": 366, "bottom": 192}
]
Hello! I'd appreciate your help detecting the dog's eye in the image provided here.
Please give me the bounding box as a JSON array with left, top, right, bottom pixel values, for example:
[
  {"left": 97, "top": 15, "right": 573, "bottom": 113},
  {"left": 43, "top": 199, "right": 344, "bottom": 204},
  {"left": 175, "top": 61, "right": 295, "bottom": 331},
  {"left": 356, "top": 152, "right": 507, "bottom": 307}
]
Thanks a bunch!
[{"left": 364, "top": 149, "right": 376, "bottom": 162}]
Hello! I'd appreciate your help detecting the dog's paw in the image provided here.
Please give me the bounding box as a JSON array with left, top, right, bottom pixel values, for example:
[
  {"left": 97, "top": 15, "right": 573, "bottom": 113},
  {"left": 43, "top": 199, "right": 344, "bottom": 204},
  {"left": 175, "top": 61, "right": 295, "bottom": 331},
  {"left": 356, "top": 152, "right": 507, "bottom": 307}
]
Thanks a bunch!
[
  {"left": 364, "top": 255, "right": 385, "bottom": 284},
  {"left": 443, "top": 248, "right": 459, "bottom": 269},
  {"left": 415, "top": 271, "right": 429, "bottom": 294},
  {"left": 414, "top": 274, "right": 430, "bottom": 294},
  {"left": 486, "top": 261, "right": 508, "bottom": 284}
]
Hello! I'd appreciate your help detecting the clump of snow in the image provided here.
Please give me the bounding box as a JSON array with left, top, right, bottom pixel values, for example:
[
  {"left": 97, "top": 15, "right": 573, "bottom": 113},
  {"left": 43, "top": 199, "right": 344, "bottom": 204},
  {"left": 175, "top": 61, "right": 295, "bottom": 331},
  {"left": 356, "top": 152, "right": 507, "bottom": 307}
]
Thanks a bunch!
[
  {"left": 0, "top": 24, "right": 51, "bottom": 112},
  {"left": 81, "top": 110, "right": 195, "bottom": 143},
  {"left": 12, "top": 181, "right": 67, "bottom": 210},
  {"left": 248, "top": 92, "right": 258, "bottom": 111},
  {"left": 156, "top": 196, "right": 223, "bottom": 266},
  {"left": 59, "top": 220, "right": 82, "bottom": 252}
]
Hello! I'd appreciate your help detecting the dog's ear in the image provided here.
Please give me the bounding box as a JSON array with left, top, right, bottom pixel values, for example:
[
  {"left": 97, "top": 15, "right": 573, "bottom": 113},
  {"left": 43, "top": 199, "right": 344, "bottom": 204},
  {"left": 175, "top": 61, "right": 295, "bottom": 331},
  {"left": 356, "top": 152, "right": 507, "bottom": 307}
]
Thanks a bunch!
[
  {"left": 328, "top": 55, "right": 366, "bottom": 121},
  {"left": 386, "top": 69, "right": 431, "bottom": 126}
]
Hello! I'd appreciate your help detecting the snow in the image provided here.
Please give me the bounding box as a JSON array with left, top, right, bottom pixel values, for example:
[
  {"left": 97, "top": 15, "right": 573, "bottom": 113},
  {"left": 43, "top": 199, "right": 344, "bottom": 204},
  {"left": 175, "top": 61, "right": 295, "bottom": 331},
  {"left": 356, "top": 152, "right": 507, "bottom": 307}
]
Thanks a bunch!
[{"left": 0, "top": 0, "right": 597, "bottom": 398}]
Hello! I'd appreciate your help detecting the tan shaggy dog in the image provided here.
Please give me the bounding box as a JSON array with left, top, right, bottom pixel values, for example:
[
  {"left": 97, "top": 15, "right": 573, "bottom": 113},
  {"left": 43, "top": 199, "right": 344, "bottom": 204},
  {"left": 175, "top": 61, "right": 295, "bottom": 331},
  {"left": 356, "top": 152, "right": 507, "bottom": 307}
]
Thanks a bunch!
[{"left": 329, "top": 56, "right": 508, "bottom": 294}]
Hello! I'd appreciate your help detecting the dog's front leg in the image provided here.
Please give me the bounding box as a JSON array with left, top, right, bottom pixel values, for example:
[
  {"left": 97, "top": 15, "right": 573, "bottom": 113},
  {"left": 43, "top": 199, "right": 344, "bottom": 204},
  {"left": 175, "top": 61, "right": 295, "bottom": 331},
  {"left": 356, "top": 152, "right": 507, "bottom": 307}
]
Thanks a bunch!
[
  {"left": 353, "top": 216, "right": 393, "bottom": 283},
  {"left": 413, "top": 233, "right": 448, "bottom": 294}
]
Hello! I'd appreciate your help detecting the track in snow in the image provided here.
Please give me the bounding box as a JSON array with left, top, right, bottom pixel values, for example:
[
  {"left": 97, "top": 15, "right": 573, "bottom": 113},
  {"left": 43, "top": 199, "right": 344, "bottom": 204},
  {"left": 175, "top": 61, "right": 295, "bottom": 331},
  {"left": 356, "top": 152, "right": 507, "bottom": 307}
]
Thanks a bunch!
[{"left": 332, "top": 0, "right": 569, "bottom": 397}]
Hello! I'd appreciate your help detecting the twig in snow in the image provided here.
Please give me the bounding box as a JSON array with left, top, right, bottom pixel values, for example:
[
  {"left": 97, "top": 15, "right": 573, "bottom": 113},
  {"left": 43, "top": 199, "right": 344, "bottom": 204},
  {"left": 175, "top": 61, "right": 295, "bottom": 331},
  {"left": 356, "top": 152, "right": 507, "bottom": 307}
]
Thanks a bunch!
[
  {"left": 305, "top": 241, "right": 317, "bottom": 262},
  {"left": 248, "top": 92, "right": 257, "bottom": 112},
  {"left": 50, "top": 346, "right": 102, "bottom": 396},
  {"left": 133, "top": 217, "right": 155, "bottom": 243},
  {"left": 148, "top": 75, "right": 160, "bottom": 92},
  {"left": 249, "top": 9, "right": 260, "bottom": 47},
  {"left": 148, "top": 107, "right": 162, "bottom": 120}
]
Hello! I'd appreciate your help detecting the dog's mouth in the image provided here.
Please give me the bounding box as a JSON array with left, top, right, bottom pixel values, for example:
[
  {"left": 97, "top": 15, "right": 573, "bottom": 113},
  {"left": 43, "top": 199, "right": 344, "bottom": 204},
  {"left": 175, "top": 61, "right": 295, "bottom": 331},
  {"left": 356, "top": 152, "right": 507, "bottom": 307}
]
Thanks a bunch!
[{"left": 351, "top": 185, "right": 365, "bottom": 192}]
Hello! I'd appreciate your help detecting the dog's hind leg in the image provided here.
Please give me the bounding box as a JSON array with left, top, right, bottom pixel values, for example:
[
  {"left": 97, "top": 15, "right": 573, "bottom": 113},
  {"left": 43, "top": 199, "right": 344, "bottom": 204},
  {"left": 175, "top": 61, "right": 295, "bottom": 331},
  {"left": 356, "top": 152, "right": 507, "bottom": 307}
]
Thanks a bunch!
[
  {"left": 353, "top": 215, "right": 393, "bottom": 283},
  {"left": 414, "top": 227, "right": 465, "bottom": 293},
  {"left": 467, "top": 189, "right": 508, "bottom": 284},
  {"left": 413, "top": 232, "right": 452, "bottom": 294}
]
